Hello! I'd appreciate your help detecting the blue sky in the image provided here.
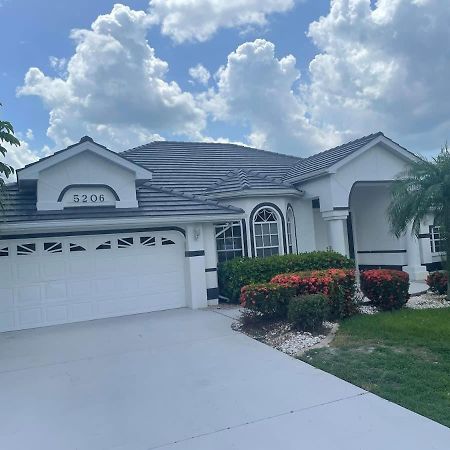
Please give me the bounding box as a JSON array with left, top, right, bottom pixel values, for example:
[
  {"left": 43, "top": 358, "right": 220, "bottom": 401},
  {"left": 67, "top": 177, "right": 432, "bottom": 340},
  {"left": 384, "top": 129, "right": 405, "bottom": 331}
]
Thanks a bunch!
[{"left": 1, "top": 0, "right": 449, "bottom": 168}]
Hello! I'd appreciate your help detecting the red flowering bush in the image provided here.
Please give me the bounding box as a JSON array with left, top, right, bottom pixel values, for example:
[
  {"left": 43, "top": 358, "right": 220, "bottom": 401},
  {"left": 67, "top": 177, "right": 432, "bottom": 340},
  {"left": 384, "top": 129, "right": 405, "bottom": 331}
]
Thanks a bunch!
[
  {"left": 427, "top": 271, "right": 448, "bottom": 295},
  {"left": 240, "top": 283, "right": 295, "bottom": 319},
  {"left": 360, "top": 269, "right": 409, "bottom": 310},
  {"left": 271, "top": 269, "right": 357, "bottom": 319}
]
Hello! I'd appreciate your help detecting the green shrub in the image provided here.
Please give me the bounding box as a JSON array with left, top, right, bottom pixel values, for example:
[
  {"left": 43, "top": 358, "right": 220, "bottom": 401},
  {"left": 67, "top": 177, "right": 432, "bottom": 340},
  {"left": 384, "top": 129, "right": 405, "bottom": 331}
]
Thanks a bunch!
[
  {"left": 219, "top": 251, "right": 354, "bottom": 302},
  {"left": 287, "top": 294, "right": 329, "bottom": 331},
  {"left": 360, "top": 269, "right": 409, "bottom": 310},
  {"left": 271, "top": 269, "right": 357, "bottom": 319},
  {"left": 427, "top": 271, "right": 448, "bottom": 295},
  {"left": 240, "top": 283, "right": 295, "bottom": 319}
]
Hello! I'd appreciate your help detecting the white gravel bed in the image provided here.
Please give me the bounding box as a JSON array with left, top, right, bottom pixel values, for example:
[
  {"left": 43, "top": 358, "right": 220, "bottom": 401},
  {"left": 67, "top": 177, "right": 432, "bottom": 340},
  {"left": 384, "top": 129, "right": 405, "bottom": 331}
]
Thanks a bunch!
[
  {"left": 234, "top": 317, "right": 336, "bottom": 357},
  {"left": 357, "top": 304, "right": 379, "bottom": 315},
  {"left": 406, "top": 292, "right": 449, "bottom": 309}
]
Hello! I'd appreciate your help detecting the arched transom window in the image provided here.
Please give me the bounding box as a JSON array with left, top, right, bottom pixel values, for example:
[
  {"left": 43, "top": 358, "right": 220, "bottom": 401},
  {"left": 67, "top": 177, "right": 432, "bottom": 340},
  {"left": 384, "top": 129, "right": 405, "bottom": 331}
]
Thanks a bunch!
[
  {"left": 253, "top": 207, "right": 281, "bottom": 258},
  {"left": 286, "top": 206, "right": 297, "bottom": 254}
]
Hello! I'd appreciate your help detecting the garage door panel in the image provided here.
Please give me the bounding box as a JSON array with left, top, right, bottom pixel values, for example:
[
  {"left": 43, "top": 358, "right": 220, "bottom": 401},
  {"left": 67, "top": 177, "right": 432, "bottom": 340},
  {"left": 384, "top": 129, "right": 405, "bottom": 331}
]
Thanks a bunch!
[
  {"left": 45, "top": 305, "right": 69, "bottom": 324},
  {"left": 40, "top": 258, "right": 67, "bottom": 280},
  {"left": 43, "top": 281, "right": 67, "bottom": 302},
  {"left": 16, "top": 285, "right": 42, "bottom": 305},
  {"left": 18, "top": 307, "right": 43, "bottom": 328},
  {"left": 0, "top": 231, "right": 187, "bottom": 332},
  {"left": 16, "top": 262, "right": 40, "bottom": 283}
]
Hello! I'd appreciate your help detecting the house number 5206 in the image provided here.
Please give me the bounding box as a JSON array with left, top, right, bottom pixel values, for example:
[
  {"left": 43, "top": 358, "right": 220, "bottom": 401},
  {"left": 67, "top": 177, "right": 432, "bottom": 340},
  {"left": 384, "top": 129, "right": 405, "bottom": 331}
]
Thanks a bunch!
[{"left": 73, "top": 194, "right": 105, "bottom": 203}]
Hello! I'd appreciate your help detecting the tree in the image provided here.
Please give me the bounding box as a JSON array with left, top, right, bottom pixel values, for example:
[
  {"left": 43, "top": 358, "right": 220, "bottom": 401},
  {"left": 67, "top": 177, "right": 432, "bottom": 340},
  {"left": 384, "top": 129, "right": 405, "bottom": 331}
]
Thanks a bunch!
[
  {"left": 387, "top": 144, "right": 450, "bottom": 299},
  {"left": 0, "top": 103, "right": 20, "bottom": 209}
]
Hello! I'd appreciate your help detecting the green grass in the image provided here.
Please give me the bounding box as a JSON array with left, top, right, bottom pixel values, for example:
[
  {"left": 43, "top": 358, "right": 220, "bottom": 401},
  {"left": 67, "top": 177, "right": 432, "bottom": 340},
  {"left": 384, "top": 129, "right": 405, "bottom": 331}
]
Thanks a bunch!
[{"left": 301, "top": 308, "right": 450, "bottom": 427}]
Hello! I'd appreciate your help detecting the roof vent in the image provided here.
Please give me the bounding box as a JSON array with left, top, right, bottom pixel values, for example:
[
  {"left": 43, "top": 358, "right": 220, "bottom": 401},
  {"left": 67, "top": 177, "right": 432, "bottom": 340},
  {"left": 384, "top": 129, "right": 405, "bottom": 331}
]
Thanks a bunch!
[{"left": 79, "top": 135, "right": 94, "bottom": 143}]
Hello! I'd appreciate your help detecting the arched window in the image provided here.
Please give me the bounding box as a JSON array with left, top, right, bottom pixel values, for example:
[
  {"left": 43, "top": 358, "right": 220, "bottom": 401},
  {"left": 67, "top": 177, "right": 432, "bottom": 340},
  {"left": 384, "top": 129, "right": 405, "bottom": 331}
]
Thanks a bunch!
[
  {"left": 253, "top": 207, "right": 281, "bottom": 258},
  {"left": 286, "top": 206, "right": 297, "bottom": 254}
]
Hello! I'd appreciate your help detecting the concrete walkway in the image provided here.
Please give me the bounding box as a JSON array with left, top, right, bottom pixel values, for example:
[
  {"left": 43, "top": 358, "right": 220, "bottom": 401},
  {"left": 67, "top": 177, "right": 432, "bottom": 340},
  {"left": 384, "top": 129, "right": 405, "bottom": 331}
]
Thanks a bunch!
[{"left": 0, "top": 308, "right": 448, "bottom": 449}]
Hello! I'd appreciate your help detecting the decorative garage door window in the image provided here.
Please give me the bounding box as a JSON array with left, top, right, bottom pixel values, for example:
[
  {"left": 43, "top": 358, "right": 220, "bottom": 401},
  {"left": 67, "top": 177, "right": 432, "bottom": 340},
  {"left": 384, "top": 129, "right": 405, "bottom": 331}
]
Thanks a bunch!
[
  {"left": 215, "top": 222, "right": 243, "bottom": 263},
  {"left": 140, "top": 236, "right": 156, "bottom": 247},
  {"left": 59, "top": 185, "right": 118, "bottom": 208},
  {"left": 162, "top": 238, "right": 175, "bottom": 246},
  {"left": 0, "top": 246, "right": 8, "bottom": 257},
  {"left": 96, "top": 240, "right": 112, "bottom": 250},
  {"left": 118, "top": 237, "right": 133, "bottom": 248},
  {"left": 70, "top": 243, "right": 86, "bottom": 252},
  {"left": 253, "top": 208, "right": 281, "bottom": 258},
  {"left": 17, "top": 243, "right": 36, "bottom": 256},
  {"left": 44, "top": 242, "right": 63, "bottom": 253}
]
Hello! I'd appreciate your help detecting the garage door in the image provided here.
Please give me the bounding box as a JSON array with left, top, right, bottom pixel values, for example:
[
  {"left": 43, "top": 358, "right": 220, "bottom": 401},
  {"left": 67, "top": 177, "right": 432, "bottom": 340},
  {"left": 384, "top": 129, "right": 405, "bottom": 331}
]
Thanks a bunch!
[{"left": 0, "top": 230, "right": 186, "bottom": 332}]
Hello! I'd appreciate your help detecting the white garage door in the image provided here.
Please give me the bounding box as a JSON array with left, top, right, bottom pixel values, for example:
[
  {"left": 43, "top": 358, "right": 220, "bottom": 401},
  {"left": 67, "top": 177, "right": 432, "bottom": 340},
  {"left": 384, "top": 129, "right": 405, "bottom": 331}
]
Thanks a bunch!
[{"left": 0, "top": 230, "right": 186, "bottom": 332}]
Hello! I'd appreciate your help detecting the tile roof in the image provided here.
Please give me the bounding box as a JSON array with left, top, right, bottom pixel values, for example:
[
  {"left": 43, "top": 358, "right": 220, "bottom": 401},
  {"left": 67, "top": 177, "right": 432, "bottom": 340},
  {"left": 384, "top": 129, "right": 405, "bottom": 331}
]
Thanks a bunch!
[
  {"left": 121, "top": 141, "right": 300, "bottom": 195},
  {"left": 0, "top": 182, "right": 243, "bottom": 226},
  {"left": 205, "top": 169, "right": 297, "bottom": 195},
  {"left": 283, "top": 132, "right": 384, "bottom": 182}
]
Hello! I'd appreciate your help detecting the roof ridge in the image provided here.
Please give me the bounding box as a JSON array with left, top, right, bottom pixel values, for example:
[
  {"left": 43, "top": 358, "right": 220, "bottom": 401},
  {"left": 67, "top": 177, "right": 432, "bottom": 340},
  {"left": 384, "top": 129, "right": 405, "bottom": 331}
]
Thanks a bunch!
[
  {"left": 120, "top": 140, "right": 302, "bottom": 161},
  {"left": 301, "top": 132, "right": 384, "bottom": 162}
]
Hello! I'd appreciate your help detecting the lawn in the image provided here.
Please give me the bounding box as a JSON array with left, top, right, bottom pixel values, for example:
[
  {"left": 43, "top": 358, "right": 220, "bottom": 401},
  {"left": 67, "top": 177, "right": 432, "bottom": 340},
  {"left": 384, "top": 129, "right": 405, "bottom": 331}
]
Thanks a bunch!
[{"left": 301, "top": 308, "right": 450, "bottom": 427}]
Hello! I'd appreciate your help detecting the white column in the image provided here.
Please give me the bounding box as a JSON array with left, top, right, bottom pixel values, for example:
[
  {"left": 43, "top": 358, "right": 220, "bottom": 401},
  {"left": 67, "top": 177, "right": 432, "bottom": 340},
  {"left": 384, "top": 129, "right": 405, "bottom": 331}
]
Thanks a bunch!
[
  {"left": 185, "top": 223, "right": 208, "bottom": 309},
  {"left": 403, "top": 224, "right": 428, "bottom": 281},
  {"left": 322, "top": 210, "right": 349, "bottom": 257}
]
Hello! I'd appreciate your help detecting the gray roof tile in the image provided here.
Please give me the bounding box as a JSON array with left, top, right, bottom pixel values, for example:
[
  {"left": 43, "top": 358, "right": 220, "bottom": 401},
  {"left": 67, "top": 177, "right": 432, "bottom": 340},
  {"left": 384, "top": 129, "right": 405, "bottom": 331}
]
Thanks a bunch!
[
  {"left": 1, "top": 182, "right": 243, "bottom": 225},
  {"left": 283, "top": 132, "right": 385, "bottom": 182},
  {"left": 121, "top": 141, "right": 300, "bottom": 194}
]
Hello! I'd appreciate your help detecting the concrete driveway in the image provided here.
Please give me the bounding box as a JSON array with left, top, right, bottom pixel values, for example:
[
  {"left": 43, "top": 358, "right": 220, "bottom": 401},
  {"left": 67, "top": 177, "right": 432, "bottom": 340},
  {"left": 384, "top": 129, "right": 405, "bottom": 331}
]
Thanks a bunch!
[{"left": 0, "top": 308, "right": 448, "bottom": 449}]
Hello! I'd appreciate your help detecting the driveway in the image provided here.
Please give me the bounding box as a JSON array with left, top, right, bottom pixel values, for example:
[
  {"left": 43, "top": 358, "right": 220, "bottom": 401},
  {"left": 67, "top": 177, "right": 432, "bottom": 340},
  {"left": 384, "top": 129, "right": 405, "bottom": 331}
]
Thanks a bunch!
[{"left": 0, "top": 308, "right": 448, "bottom": 449}]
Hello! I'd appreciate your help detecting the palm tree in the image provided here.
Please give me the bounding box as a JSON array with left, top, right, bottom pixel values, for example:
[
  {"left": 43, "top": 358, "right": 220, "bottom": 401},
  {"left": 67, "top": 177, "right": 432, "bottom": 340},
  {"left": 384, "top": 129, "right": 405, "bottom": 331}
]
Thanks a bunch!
[
  {"left": 0, "top": 103, "right": 20, "bottom": 209},
  {"left": 387, "top": 144, "right": 450, "bottom": 299}
]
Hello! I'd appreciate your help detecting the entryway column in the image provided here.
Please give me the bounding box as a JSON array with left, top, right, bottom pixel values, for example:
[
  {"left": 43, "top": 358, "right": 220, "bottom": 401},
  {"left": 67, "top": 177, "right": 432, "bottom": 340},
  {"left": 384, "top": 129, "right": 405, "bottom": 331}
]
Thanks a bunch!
[
  {"left": 185, "top": 224, "right": 208, "bottom": 309},
  {"left": 322, "top": 210, "right": 349, "bottom": 257},
  {"left": 403, "top": 224, "right": 428, "bottom": 281}
]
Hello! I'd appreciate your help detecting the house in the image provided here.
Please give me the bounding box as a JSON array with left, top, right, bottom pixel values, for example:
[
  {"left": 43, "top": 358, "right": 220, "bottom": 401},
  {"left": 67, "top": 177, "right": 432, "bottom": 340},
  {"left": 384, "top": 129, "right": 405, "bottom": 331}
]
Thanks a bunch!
[{"left": 0, "top": 132, "right": 442, "bottom": 332}]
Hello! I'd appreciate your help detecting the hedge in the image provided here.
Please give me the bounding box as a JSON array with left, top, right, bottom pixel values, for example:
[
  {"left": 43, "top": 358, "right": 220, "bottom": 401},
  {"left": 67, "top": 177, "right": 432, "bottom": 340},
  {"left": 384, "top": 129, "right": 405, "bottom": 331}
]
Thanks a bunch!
[
  {"left": 426, "top": 271, "right": 448, "bottom": 295},
  {"left": 271, "top": 269, "right": 357, "bottom": 319},
  {"left": 287, "top": 294, "right": 329, "bottom": 331},
  {"left": 218, "top": 251, "right": 355, "bottom": 302},
  {"left": 240, "top": 283, "right": 295, "bottom": 319},
  {"left": 360, "top": 269, "right": 409, "bottom": 310}
]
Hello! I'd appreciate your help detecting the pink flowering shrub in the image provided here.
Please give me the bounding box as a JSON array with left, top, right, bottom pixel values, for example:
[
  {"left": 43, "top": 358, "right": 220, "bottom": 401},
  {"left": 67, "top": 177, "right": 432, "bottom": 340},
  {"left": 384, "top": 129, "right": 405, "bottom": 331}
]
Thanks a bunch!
[
  {"left": 240, "top": 283, "right": 295, "bottom": 319},
  {"left": 360, "top": 269, "right": 409, "bottom": 310},
  {"left": 271, "top": 269, "right": 357, "bottom": 319}
]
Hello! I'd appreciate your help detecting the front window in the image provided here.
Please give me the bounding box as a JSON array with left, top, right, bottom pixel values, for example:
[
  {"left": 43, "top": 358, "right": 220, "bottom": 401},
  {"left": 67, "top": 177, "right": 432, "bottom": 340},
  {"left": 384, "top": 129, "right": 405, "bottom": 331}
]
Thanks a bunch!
[
  {"left": 253, "top": 207, "right": 281, "bottom": 258},
  {"left": 430, "top": 226, "right": 445, "bottom": 253},
  {"left": 215, "top": 222, "right": 244, "bottom": 263},
  {"left": 286, "top": 206, "right": 297, "bottom": 254}
]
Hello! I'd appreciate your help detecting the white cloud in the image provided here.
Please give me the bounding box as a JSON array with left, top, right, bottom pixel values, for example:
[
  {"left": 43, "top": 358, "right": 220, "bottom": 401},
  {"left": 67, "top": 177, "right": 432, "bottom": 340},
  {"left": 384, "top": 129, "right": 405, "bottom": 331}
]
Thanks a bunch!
[
  {"left": 148, "top": 0, "right": 295, "bottom": 43},
  {"left": 304, "top": 0, "right": 450, "bottom": 151},
  {"left": 49, "top": 56, "right": 68, "bottom": 77},
  {"left": 202, "top": 39, "right": 338, "bottom": 155},
  {"left": 18, "top": 4, "right": 206, "bottom": 150},
  {"left": 189, "top": 64, "right": 210, "bottom": 86},
  {"left": 25, "top": 129, "right": 34, "bottom": 140},
  {"left": 2, "top": 138, "right": 39, "bottom": 177}
]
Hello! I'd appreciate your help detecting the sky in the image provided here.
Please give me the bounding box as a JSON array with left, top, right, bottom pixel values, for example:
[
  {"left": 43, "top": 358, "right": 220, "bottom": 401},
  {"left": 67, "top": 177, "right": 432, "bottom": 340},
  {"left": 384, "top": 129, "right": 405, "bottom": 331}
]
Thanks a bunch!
[{"left": 1, "top": 0, "right": 449, "bottom": 171}]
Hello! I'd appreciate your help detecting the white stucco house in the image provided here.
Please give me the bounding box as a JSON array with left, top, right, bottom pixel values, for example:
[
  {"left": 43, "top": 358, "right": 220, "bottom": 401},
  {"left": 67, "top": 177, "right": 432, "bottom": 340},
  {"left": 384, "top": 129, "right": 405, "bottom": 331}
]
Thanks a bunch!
[{"left": 0, "top": 132, "right": 443, "bottom": 332}]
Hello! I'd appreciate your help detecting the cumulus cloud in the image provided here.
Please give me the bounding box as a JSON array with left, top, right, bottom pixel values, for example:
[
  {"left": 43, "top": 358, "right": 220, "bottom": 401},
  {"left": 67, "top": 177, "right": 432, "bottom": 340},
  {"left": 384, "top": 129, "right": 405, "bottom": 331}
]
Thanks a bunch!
[
  {"left": 201, "top": 39, "right": 338, "bottom": 155},
  {"left": 18, "top": 4, "right": 206, "bottom": 150},
  {"left": 2, "top": 138, "right": 39, "bottom": 177},
  {"left": 189, "top": 64, "right": 211, "bottom": 86},
  {"left": 148, "top": 0, "right": 295, "bottom": 43},
  {"left": 305, "top": 0, "right": 450, "bottom": 151}
]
